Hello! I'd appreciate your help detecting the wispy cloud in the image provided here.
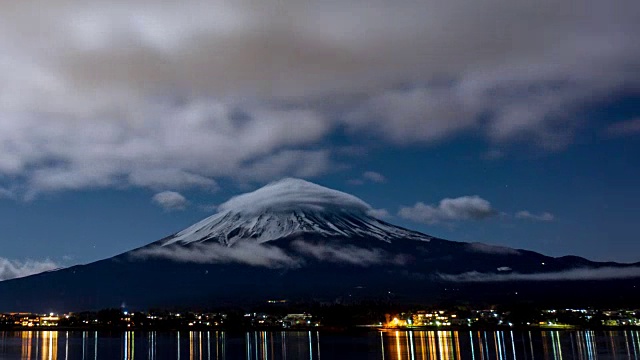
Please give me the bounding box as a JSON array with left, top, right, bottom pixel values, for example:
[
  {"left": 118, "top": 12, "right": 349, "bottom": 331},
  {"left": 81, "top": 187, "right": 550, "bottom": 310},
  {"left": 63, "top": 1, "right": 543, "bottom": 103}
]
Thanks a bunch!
[
  {"left": 399, "top": 196, "right": 497, "bottom": 224},
  {"left": 367, "top": 208, "right": 392, "bottom": 220},
  {"left": 363, "top": 171, "right": 386, "bottom": 183},
  {"left": 0, "top": 258, "right": 59, "bottom": 281},
  {"left": 466, "top": 242, "right": 521, "bottom": 255},
  {"left": 606, "top": 118, "right": 640, "bottom": 137},
  {"left": 131, "top": 241, "right": 301, "bottom": 268},
  {"left": 152, "top": 191, "right": 189, "bottom": 211},
  {"left": 349, "top": 171, "right": 387, "bottom": 185},
  {"left": 291, "top": 240, "right": 408, "bottom": 267},
  {"left": 516, "top": 210, "right": 555, "bottom": 222},
  {"left": 438, "top": 267, "right": 640, "bottom": 282},
  {"left": 131, "top": 239, "right": 410, "bottom": 268}
]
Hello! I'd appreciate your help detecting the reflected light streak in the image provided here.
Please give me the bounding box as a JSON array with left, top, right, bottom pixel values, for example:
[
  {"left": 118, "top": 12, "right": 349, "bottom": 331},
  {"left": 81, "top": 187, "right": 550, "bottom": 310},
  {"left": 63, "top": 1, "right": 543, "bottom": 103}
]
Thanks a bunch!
[
  {"left": 409, "top": 331, "right": 415, "bottom": 360},
  {"left": 556, "top": 331, "right": 564, "bottom": 360},
  {"left": 624, "top": 331, "right": 631, "bottom": 359},
  {"left": 632, "top": 331, "right": 639, "bottom": 359},
  {"left": 429, "top": 331, "right": 437, "bottom": 360},
  {"left": 124, "top": 331, "right": 135, "bottom": 360},
  {"left": 469, "top": 332, "right": 475, "bottom": 359},
  {"left": 609, "top": 331, "right": 617, "bottom": 357},
  {"left": 41, "top": 331, "right": 58, "bottom": 360},
  {"left": 542, "top": 331, "right": 550, "bottom": 360},
  {"left": 483, "top": 332, "right": 489, "bottom": 360},
  {"left": 246, "top": 333, "right": 250, "bottom": 360},
  {"left": 454, "top": 331, "right": 461, "bottom": 360},
  {"left": 21, "top": 331, "right": 33, "bottom": 360},
  {"left": 477, "top": 332, "right": 485, "bottom": 360}
]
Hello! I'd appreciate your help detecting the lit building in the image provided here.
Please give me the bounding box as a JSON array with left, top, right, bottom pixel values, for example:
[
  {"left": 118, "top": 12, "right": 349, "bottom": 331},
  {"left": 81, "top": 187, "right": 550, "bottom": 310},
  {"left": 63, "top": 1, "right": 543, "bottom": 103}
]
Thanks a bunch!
[
  {"left": 412, "top": 311, "right": 453, "bottom": 326},
  {"left": 282, "top": 313, "right": 319, "bottom": 328},
  {"left": 40, "top": 315, "right": 60, "bottom": 327}
]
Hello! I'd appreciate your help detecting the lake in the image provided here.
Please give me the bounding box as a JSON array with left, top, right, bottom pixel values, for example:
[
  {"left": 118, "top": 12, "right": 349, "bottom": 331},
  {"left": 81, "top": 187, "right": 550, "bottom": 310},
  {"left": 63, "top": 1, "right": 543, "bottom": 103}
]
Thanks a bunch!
[{"left": 1, "top": 329, "right": 639, "bottom": 359}]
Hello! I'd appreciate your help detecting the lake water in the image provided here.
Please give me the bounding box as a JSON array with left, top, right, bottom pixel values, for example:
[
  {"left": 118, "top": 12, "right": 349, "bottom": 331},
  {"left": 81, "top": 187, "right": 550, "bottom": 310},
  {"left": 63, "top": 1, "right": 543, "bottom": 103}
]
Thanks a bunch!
[{"left": 1, "top": 329, "right": 639, "bottom": 359}]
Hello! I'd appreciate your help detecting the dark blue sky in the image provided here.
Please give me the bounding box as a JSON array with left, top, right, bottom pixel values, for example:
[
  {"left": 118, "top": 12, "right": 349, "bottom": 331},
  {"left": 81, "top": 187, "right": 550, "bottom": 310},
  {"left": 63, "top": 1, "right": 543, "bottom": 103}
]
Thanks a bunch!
[{"left": 0, "top": 0, "right": 639, "bottom": 279}]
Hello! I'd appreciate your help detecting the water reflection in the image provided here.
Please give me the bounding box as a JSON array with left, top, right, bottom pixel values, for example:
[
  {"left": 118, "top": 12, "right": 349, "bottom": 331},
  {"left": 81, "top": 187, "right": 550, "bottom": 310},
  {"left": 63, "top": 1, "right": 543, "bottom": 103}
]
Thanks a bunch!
[
  {"left": 245, "top": 331, "right": 320, "bottom": 360},
  {"left": 380, "top": 330, "right": 640, "bottom": 359},
  {"left": 4, "top": 329, "right": 640, "bottom": 359}
]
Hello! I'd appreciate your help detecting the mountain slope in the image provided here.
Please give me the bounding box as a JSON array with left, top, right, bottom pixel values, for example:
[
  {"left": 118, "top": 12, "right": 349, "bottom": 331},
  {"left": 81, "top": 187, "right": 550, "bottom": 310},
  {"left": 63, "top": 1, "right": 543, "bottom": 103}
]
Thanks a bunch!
[
  {"left": 1, "top": 178, "right": 639, "bottom": 312},
  {"left": 160, "top": 178, "right": 430, "bottom": 246}
]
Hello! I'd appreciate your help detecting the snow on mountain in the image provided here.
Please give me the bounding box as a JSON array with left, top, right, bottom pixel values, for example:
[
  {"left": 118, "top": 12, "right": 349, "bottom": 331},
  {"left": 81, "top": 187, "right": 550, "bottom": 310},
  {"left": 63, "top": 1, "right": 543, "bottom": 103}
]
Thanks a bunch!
[{"left": 160, "top": 178, "right": 431, "bottom": 246}]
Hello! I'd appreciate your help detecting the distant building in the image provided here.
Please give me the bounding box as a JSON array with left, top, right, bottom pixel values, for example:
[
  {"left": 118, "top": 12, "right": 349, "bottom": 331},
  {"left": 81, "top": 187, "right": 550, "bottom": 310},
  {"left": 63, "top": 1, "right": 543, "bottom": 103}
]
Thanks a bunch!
[
  {"left": 283, "top": 313, "right": 318, "bottom": 328},
  {"left": 412, "top": 310, "right": 453, "bottom": 326},
  {"left": 40, "top": 315, "right": 60, "bottom": 327}
]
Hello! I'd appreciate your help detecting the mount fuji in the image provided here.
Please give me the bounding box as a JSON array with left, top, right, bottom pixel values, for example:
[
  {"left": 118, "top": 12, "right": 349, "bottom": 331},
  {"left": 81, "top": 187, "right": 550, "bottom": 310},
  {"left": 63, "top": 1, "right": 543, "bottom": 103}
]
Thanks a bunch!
[{"left": 1, "top": 178, "right": 639, "bottom": 312}]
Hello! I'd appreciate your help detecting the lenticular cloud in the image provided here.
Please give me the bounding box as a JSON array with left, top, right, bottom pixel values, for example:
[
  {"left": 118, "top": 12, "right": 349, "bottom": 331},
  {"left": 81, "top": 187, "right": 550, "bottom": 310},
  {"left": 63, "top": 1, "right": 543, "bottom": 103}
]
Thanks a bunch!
[{"left": 219, "top": 178, "right": 372, "bottom": 214}]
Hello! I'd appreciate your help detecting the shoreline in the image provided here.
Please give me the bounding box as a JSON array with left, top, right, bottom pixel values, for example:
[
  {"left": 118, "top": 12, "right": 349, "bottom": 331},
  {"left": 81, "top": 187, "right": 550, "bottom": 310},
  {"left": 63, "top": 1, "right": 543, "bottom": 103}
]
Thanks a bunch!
[{"left": 2, "top": 325, "right": 640, "bottom": 333}]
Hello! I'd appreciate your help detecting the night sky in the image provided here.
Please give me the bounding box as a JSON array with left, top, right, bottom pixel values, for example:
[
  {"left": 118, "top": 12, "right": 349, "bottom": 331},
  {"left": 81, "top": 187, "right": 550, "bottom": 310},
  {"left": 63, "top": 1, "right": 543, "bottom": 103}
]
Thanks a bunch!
[{"left": 0, "top": 0, "right": 639, "bottom": 280}]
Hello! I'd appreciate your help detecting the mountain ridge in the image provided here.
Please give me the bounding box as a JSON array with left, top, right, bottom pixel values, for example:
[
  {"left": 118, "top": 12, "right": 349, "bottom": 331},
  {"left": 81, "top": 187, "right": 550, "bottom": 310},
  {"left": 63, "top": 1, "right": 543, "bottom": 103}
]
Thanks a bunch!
[{"left": 1, "top": 178, "right": 639, "bottom": 312}]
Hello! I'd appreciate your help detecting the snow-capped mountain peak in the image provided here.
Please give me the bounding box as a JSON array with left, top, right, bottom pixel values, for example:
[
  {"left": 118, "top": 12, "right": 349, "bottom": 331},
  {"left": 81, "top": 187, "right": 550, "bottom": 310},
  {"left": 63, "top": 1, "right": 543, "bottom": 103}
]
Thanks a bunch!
[{"left": 160, "top": 178, "right": 431, "bottom": 246}]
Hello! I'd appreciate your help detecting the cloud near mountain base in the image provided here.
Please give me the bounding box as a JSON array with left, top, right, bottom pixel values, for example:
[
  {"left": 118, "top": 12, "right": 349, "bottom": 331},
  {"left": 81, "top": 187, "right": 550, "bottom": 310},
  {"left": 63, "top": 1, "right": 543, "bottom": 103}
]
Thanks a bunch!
[
  {"left": 131, "top": 240, "right": 410, "bottom": 268},
  {"left": 130, "top": 241, "right": 301, "bottom": 269},
  {"left": 291, "top": 240, "right": 409, "bottom": 267},
  {"left": 0, "top": 258, "right": 59, "bottom": 281},
  {"left": 437, "top": 267, "right": 640, "bottom": 282}
]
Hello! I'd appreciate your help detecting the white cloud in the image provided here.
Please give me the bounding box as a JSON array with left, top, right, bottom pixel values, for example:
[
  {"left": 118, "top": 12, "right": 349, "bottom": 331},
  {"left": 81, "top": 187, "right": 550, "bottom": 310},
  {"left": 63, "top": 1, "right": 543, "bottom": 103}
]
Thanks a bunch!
[
  {"left": 362, "top": 171, "right": 386, "bottom": 183},
  {"left": 346, "top": 86, "right": 481, "bottom": 144},
  {"left": 606, "top": 118, "right": 640, "bottom": 137},
  {"left": 0, "top": 0, "right": 637, "bottom": 195},
  {"left": 399, "top": 196, "right": 497, "bottom": 224},
  {"left": 291, "top": 240, "right": 408, "bottom": 267},
  {"left": 131, "top": 239, "right": 410, "bottom": 268},
  {"left": 7, "top": 102, "right": 331, "bottom": 199},
  {"left": 218, "top": 178, "right": 371, "bottom": 214},
  {"left": 152, "top": 191, "right": 188, "bottom": 211},
  {"left": 0, "top": 258, "right": 59, "bottom": 281},
  {"left": 466, "top": 242, "right": 521, "bottom": 256},
  {"left": 129, "top": 169, "right": 219, "bottom": 191},
  {"left": 438, "top": 267, "right": 640, "bottom": 282},
  {"left": 131, "top": 241, "right": 301, "bottom": 268},
  {"left": 516, "top": 211, "right": 555, "bottom": 222},
  {"left": 349, "top": 171, "right": 387, "bottom": 185},
  {"left": 367, "top": 208, "right": 392, "bottom": 220}
]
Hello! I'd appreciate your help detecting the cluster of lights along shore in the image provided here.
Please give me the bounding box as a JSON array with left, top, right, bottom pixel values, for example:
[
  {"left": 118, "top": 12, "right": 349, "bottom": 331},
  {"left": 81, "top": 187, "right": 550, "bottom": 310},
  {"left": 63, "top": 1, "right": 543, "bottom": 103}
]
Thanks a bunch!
[{"left": 2, "top": 307, "right": 640, "bottom": 329}]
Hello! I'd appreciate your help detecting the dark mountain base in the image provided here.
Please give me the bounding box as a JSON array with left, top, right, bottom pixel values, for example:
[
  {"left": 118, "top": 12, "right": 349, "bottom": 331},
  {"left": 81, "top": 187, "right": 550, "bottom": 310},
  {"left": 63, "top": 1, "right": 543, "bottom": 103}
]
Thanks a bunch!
[{"left": 1, "top": 249, "right": 639, "bottom": 313}]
